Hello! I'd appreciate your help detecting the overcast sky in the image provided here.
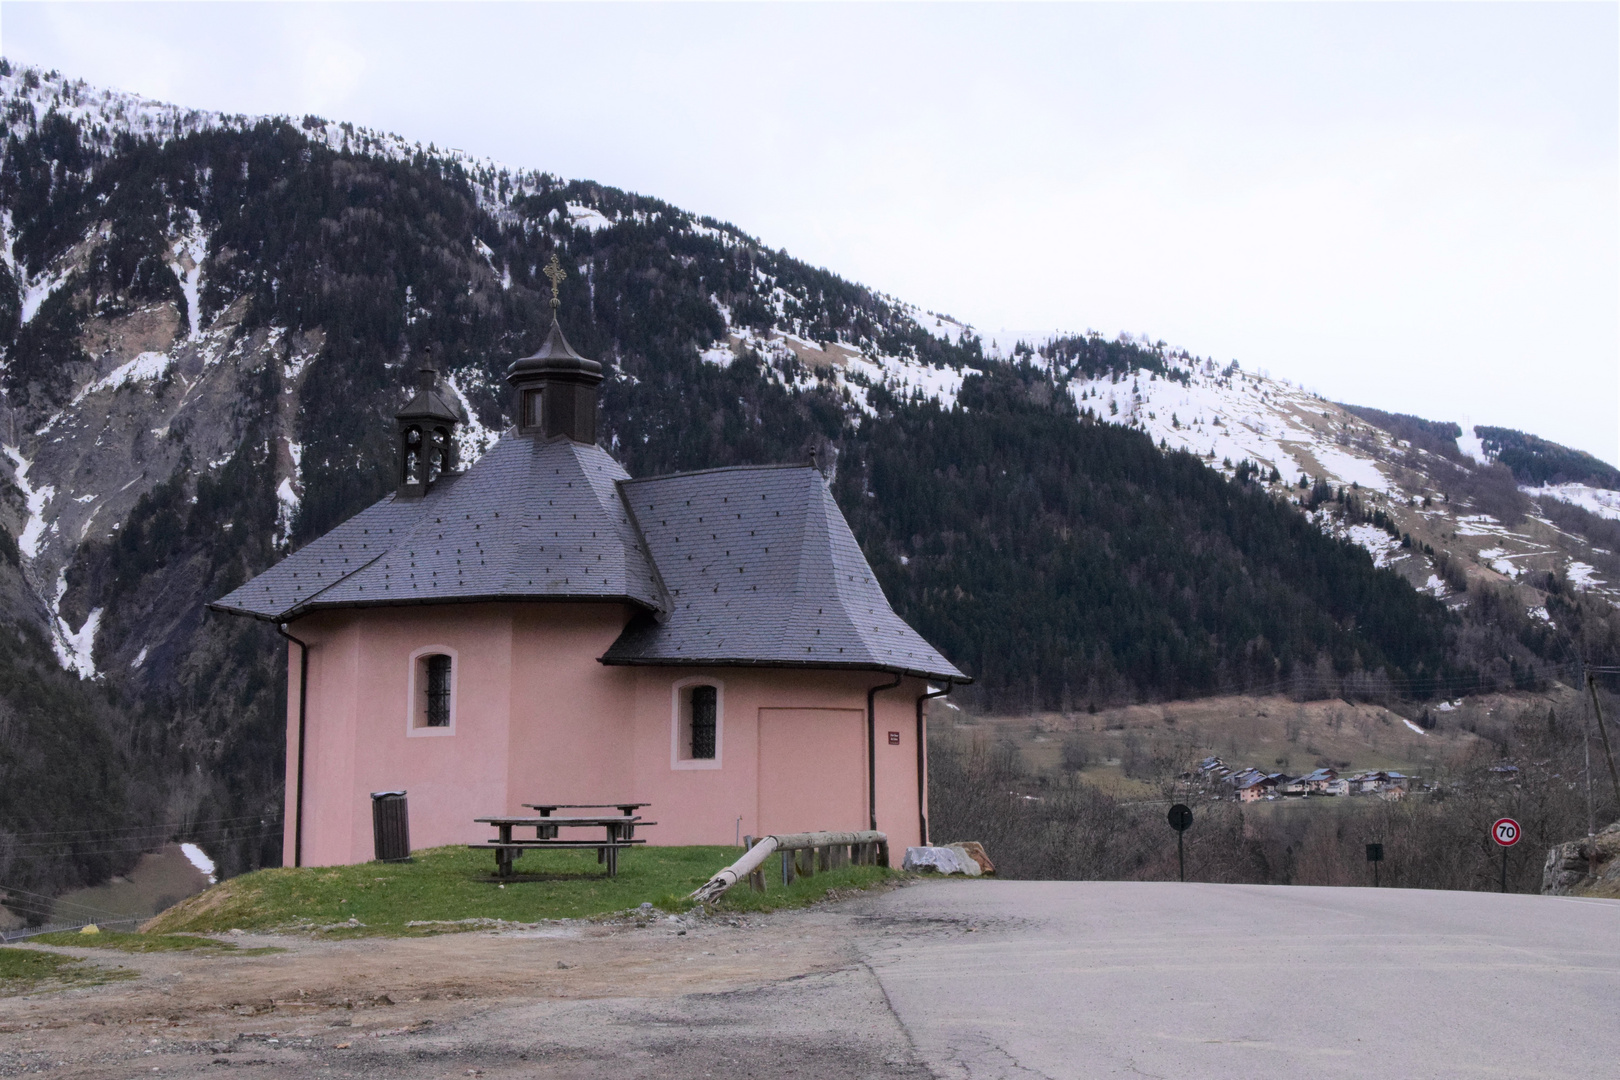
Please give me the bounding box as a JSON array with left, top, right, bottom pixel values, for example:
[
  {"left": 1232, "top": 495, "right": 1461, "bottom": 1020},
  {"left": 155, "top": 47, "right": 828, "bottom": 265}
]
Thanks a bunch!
[{"left": 4, "top": 2, "right": 1616, "bottom": 463}]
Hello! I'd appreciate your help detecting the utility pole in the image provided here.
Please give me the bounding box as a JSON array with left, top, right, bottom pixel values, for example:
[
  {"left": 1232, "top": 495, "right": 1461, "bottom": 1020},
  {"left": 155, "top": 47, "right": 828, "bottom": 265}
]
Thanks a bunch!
[
  {"left": 1588, "top": 672, "right": 1620, "bottom": 809},
  {"left": 1587, "top": 718, "right": 1596, "bottom": 838}
]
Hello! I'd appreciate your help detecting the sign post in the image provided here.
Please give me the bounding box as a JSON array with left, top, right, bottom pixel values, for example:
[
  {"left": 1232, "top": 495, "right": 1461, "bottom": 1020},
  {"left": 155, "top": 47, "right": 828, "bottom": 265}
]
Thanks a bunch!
[
  {"left": 1167, "top": 804, "right": 1193, "bottom": 882},
  {"left": 1365, "top": 842, "right": 1384, "bottom": 887},
  {"left": 1492, "top": 817, "right": 1520, "bottom": 893}
]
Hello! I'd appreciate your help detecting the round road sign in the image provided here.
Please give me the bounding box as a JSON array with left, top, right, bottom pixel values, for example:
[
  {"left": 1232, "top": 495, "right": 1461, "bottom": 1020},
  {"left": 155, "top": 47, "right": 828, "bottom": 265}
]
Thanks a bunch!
[
  {"left": 1167, "top": 804, "right": 1193, "bottom": 832},
  {"left": 1492, "top": 818, "right": 1521, "bottom": 847}
]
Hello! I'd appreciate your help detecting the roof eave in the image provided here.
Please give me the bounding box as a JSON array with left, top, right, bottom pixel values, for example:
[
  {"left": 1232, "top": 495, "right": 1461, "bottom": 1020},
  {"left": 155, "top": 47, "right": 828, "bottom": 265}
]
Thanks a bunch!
[
  {"left": 596, "top": 654, "right": 972, "bottom": 684},
  {"left": 204, "top": 600, "right": 287, "bottom": 624},
  {"left": 208, "top": 592, "right": 663, "bottom": 624}
]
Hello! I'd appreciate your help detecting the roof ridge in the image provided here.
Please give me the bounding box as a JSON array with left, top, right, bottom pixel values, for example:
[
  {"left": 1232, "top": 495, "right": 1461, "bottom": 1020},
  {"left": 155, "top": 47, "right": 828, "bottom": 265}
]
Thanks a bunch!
[
  {"left": 614, "top": 479, "right": 674, "bottom": 618},
  {"left": 622, "top": 462, "right": 817, "bottom": 484}
]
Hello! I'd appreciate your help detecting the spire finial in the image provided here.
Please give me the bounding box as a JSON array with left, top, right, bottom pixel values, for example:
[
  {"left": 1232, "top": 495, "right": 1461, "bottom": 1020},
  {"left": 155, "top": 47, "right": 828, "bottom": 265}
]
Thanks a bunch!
[
  {"left": 543, "top": 253, "right": 566, "bottom": 313},
  {"left": 416, "top": 345, "right": 438, "bottom": 392}
]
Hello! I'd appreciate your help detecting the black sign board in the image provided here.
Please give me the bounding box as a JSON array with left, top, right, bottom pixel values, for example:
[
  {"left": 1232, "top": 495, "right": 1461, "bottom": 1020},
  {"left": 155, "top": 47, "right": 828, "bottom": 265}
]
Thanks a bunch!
[
  {"left": 1167, "top": 804, "right": 1193, "bottom": 831},
  {"left": 1365, "top": 843, "right": 1384, "bottom": 862}
]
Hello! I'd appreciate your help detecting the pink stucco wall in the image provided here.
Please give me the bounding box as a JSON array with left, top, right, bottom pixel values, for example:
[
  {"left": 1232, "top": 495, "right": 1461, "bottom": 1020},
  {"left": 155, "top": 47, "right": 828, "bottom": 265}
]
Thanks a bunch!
[{"left": 283, "top": 603, "right": 931, "bottom": 866}]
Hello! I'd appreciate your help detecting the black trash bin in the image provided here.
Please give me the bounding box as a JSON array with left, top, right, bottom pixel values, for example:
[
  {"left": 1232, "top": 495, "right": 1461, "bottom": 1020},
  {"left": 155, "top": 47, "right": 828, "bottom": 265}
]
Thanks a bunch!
[{"left": 370, "top": 790, "right": 412, "bottom": 863}]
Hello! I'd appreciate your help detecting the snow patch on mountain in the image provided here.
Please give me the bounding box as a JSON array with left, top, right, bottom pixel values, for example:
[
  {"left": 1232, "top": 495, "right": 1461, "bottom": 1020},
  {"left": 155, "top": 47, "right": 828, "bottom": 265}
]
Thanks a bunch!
[
  {"left": 445, "top": 373, "right": 495, "bottom": 466},
  {"left": 1455, "top": 514, "right": 1520, "bottom": 539},
  {"left": 1567, "top": 562, "right": 1605, "bottom": 591},
  {"left": 1067, "top": 358, "right": 1358, "bottom": 490},
  {"left": 275, "top": 440, "right": 303, "bottom": 541},
  {"left": 1478, "top": 548, "right": 1521, "bottom": 578},
  {"left": 275, "top": 477, "right": 298, "bottom": 538},
  {"left": 902, "top": 303, "right": 973, "bottom": 346},
  {"left": 1456, "top": 428, "right": 1491, "bottom": 465},
  {"left": 3, "top": 445, "right": 55, "bottom": 559},
  {"left": 49, "top": 570, "right": 101, "bottom": 679},
  {"left": 844, "top": 349, "right": 979, "bottom": 408},
  {"left": 169, "top": 210, "right": 209, "bottom": 340},
  {"left": 1311, "top": 445, "right": 1393, "bottom": 494},
  {"left": 1526, "top": 483, "right": 1620, "bottom": 522},
  {"left": 18, "top": 261, "right": 73, "bottom": 325},
  {"left": 73, "top": 351, "right": 172, "bottom": 404}
]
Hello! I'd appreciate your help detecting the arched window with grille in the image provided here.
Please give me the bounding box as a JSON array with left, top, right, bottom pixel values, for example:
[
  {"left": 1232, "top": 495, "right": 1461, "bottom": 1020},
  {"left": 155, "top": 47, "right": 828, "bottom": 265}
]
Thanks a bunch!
[
  {"left": 671, "top": 678, "right": 723, "bottom": 768},
  {"left": 407, "top": 647, "right": 457, "bottom": 735}
]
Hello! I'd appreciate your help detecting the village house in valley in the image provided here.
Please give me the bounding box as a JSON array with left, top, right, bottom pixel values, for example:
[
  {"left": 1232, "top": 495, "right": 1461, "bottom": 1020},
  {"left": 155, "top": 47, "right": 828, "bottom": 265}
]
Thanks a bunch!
[
  {"left": 1200, "top": 758, "right": 1416, "bottom": 803},
  {"left": 212, "top": 298, "right": 967, "bottom": 867}
]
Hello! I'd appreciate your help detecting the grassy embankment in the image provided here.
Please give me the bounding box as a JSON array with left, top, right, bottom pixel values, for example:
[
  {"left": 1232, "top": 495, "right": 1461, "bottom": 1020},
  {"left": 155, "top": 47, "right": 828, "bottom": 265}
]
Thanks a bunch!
[
  {"left": 0, "top": 946, "right": 136, "bottom": 995},
  {"left": 27, "top": 929, "right": 284, "bottom": 954},
  {"left": 145, "top": 845, "right": 898, "bottom": 937}
]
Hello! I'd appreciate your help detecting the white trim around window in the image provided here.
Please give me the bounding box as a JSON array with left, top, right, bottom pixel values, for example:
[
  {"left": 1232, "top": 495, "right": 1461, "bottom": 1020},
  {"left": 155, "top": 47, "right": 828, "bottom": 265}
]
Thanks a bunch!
[
  {"left": 670, "top": 676, "right": 723, "bottom": 770},
  {"left": 406, "top": 645, "right": 458, "bottom": 737}
]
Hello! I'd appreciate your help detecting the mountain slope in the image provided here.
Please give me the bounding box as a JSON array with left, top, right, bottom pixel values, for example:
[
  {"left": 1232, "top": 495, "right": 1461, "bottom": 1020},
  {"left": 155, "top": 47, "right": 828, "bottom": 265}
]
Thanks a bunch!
[{"left": 1, "top": 62, "right": 1615, "bottom": 897}]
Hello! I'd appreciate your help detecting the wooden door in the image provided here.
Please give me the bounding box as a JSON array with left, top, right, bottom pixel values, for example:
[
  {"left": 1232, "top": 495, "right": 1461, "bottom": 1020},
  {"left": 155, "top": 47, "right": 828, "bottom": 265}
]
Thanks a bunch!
[{"left": 757, "top": 708, "right": 866, "bottom": 836}]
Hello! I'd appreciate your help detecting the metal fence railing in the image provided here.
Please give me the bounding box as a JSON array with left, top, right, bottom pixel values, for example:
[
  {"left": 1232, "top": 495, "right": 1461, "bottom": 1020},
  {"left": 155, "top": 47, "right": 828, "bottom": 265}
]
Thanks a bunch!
[{"left": 1, "top": 916, "right": 143, "bottom": 943}]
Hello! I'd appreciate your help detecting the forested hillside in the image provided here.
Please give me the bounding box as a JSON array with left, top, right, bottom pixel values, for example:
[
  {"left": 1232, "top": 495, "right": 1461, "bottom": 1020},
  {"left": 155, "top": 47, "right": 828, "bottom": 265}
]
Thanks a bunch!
[
  {"left": 1, "top": 64, "right": 1616, "bottom": 908},
  {"left": 840, "top": 365, "right": 1460, "bottom": 709}
]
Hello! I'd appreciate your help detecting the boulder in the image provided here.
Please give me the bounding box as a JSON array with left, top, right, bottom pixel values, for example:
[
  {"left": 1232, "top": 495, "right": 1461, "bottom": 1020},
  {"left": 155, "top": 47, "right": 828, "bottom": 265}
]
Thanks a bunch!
[
  {"left": 902, "top": 845, "right": 981, "bottom": 876},
  {"left": 946, "top": 840, "right": 996, "bottom": 875}
]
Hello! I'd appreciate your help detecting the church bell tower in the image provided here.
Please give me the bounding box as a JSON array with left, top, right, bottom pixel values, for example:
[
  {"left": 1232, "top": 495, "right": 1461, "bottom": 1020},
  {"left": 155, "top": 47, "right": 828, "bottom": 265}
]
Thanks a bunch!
[
  {"left": 394, "top": 358, "right": 463, "bottom": 498},
  {"left": 507, "top": 253, "right": 602, "bottom": 444}
]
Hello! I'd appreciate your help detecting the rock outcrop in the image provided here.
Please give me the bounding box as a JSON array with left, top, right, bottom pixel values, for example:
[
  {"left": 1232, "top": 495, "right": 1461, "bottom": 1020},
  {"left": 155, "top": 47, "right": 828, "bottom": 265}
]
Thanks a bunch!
[{"left": 1542, "top": 822, "right": 1620, "bottom": 897}]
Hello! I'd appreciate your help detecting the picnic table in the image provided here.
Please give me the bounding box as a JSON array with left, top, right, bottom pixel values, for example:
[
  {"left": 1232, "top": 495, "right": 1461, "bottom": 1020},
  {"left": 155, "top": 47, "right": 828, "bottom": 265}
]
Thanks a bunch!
[
  {"left": 470, "top": 808, "right": 654, "bottom": 878},
  {"left": 523, "top": 803, "right": 650, "bottom": 838}
]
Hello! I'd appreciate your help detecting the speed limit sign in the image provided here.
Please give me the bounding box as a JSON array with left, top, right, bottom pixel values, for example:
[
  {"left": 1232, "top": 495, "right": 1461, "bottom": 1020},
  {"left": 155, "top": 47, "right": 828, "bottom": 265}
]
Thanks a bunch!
[{"left": 1492, "top": 818, "right": 1521, "bottom": 847}]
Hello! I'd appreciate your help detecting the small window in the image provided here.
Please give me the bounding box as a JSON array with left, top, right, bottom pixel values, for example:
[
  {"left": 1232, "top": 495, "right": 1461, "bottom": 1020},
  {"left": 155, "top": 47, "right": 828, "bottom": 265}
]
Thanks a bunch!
[
  {"left": 409, "top": 649, "right": 456, "bottom": 734},
  {"left": 524, "top": 388, "right": 543, "bottom": 431},
  {"left": 424, "top": 655, "right": 452, "bottom": 726},
  {"left": 690, "top": 685, "right": 717, "bottom": 759},
  {"left": 672, "top": 679, "right": 722, "bottom": 768}
]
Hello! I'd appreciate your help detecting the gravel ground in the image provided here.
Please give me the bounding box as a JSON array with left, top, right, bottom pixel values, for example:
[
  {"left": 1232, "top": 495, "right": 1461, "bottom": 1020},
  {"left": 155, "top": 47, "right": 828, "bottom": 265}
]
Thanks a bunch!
[
  {"left": 21, "top": 878, "right": 1603, "bottom": 1079},
  {"left": 0, "top": 884, "right": 953, "bottom": 1079}
]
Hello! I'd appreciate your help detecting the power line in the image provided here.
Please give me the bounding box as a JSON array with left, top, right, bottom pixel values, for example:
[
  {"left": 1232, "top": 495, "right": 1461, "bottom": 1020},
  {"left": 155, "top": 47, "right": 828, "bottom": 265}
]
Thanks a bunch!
[
  {"left": 3, "top": 824, "right": 283, "bottom": 861},
  {"left": 2, "top": 813, "right": 282, "bottom": 840},
  {"left": 5, "top": 821, "right": 282, "bottom": 852},
  {"left": 7, "top": 823, "right": 281, "bottom": 852},
  {"left": 0, "top": 882, "right": 134, "bottom": 919}
]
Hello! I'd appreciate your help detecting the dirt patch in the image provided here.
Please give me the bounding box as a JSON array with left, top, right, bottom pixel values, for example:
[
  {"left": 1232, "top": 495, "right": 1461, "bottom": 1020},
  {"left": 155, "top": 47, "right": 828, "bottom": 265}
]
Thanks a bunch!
[{"left": 0, "top": 891, "right": 931, "bottom": 1078}]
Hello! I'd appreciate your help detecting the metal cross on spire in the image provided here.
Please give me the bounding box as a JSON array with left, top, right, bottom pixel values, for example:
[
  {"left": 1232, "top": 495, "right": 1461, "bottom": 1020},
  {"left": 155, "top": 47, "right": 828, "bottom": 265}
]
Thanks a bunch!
[{"left": 543, "top": 253, "right": 566, "bottom": 313}]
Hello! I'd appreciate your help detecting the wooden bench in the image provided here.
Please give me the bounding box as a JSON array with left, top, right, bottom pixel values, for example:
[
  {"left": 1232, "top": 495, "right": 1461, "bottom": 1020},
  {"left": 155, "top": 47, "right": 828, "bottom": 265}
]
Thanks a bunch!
[{"left": 471, "top": 815, "right": 654, "bottom": 878}]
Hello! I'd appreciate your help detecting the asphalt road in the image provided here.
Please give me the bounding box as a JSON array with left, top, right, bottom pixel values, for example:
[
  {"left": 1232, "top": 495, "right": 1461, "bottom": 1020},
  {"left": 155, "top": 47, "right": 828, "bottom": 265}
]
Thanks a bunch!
[
  {"left": 863, "top": 880, "right": 1620, "bottom": 1080},
  {"left": 8, "top": 881, "right": 1617, "bottom": 1078}
]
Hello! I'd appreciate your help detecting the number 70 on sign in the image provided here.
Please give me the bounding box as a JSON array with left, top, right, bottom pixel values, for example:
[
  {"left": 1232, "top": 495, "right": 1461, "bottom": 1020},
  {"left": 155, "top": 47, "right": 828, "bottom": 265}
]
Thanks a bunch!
[{"left": 1492, "top": 818, "right": 1520, "bottom": 847}]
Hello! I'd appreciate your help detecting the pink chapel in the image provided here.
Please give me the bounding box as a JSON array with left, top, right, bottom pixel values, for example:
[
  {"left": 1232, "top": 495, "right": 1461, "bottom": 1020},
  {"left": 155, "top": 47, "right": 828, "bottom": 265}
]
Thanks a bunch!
[{"left": 212, "top": 313, "right": 968, "bottom": 867}]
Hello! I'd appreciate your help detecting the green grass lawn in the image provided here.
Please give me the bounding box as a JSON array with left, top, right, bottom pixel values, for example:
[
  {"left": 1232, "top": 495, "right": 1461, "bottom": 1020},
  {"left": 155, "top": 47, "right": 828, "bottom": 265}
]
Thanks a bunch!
[
  {"left": 146, "top": 845, "right": 898, "bottom": 937},
  {"left": 0, "top": 946, "right": 135, "bottom": 995}
]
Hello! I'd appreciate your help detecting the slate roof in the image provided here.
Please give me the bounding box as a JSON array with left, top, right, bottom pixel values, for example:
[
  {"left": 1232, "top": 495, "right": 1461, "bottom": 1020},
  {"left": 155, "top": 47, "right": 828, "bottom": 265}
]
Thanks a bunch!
[
  {"left": 602, "top": 465, "right": 967, "bottom": 681},
  {"left": 213, "top": 442, "right": 967, "bottom": 683},
  {"left": 210, "top": 436, "right": 664, "bottom": 620}
]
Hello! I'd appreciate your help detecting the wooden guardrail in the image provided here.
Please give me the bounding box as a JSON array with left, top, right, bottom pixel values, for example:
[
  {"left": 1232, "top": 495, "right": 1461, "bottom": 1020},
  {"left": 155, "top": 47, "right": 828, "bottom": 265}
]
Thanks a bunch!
[{"left": 689, "top": 830, "right": 888, "bottom": 903}]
